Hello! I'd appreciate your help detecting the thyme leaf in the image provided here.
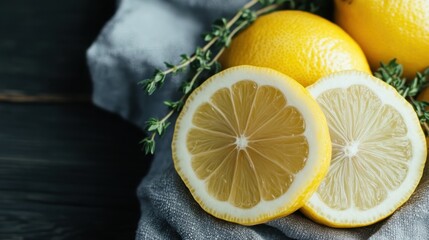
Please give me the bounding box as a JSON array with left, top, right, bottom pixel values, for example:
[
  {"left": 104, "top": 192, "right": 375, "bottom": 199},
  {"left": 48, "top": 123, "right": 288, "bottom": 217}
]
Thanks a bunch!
[
  {"left": 374, "top": 59, "right": 429, "bottom": 134},
  {"left": 140, "top": 0, "right": 323, "bottom": 154}
]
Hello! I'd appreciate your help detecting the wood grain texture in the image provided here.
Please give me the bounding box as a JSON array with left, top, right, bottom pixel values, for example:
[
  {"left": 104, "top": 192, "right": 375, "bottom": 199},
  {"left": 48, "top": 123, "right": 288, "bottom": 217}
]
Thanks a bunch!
[
  {"left": 0, "top": 104, "right": 151, "bottom": 240},
  {"left": 0, "top": 0, "right": 115, "bottom": 94},
  {"left": 0, "top": 0, "right": 152, "bottom": 239}
]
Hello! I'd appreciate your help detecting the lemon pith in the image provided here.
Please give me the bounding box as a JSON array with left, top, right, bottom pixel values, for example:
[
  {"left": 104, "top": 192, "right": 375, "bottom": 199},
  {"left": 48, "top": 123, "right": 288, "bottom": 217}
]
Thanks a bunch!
[
  {"left": 303, "top": 71, "right": 427, "bottom": 228},
  {"left": 172, "top": 66, "right": 331, "bottom": 225},
  {"left": 190, "top": 81, "right": 309, "bottom": 208}
]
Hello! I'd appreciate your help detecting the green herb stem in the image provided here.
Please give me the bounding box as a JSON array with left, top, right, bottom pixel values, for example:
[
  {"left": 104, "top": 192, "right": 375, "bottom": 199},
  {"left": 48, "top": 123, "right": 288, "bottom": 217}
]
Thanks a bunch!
[
  {"left": 140, "top": 0, "right": 322, "bottom": 154},
  {"left": 256, "top": 3, "right": 282, "bottom": 15},
  {"left": 374, "top": 59, "right": 429, "bottom": 136},
  {"left": 228, "top": 20, "right": 249, "bottom": 41},
  {"left": 143, "top": 0, "right": 259, "bottom": 91},
  {"left": 227, "top": 0, "right": 259, "bottom": 28},
  {"left": 163, "top": 57, "right": 195, "bottom": 76},
  {"left": 409, "top": 96, "right": 429, "bottom": 134}
]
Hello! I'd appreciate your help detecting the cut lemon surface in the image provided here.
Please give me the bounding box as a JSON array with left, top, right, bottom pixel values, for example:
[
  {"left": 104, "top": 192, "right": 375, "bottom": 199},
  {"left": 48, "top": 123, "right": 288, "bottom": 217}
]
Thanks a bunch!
[
  {"left": 172, "top": 66, "right": 331, "bottom": 225},
  {"left": 302, "top": 71, "right": 427, "bottom": 228}
]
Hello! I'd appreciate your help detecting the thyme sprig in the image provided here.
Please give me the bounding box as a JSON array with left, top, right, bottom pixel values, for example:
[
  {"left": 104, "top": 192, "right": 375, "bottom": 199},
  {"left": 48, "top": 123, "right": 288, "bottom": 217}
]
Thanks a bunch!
[
  {"left": 139, "top": 0, "right": 322, "bottom": 154},
  {"left": 374, "top": 59, "right": 429, "bottom": 134}
]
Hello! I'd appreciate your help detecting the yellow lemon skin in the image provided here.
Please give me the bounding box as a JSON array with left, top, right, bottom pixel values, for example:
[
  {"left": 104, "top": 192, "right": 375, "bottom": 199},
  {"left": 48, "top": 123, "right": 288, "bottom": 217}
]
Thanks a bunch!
[
  {"left": 219, "top": 10, "right": 370, "bottom": 87},
  {"left": 335, "top": 0, "right": 429, "bottom": 79},
  {"left": 302, "top": 70, "right": 427, "bottom": 228},
  {"left": 172, "top": 66, "right": 332, "bottom": 225}
]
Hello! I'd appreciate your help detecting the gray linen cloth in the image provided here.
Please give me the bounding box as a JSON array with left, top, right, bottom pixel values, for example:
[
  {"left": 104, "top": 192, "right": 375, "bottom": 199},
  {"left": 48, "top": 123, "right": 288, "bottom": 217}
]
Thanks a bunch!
[{"left": 87, "top": 0, "right": 429, "bottom": 239}]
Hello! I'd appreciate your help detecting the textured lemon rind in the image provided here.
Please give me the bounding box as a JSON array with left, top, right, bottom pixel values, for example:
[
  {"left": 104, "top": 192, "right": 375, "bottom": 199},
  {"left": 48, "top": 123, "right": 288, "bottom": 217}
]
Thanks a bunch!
[
  {"left": 302, "top": 70, "right": 427, "bottom": 228},
  {"left": 172, "top": 65, "right": 332, "bottom": 225}
]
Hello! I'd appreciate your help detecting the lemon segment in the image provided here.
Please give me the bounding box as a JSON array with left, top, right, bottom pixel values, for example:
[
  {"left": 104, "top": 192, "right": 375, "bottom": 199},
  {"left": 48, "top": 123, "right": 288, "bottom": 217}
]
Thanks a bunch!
[
  {"left": 303, "top": 70, "right": 427, "bottom": 227},
  {"left": 172, "top": 66, "right": 331, "bottom": 225}
]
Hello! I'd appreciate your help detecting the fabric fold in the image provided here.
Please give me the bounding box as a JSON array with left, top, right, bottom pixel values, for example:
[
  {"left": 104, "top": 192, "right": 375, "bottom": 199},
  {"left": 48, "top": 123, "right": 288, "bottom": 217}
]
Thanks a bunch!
[{"left": 86, "top": 0, "right": 429, "bottom": 239}]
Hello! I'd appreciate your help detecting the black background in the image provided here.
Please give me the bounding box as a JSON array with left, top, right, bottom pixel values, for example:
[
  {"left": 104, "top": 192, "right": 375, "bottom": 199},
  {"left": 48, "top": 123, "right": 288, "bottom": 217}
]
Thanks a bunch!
[{"left": 0, "top": 1, "right": 152, "bottom": 239}]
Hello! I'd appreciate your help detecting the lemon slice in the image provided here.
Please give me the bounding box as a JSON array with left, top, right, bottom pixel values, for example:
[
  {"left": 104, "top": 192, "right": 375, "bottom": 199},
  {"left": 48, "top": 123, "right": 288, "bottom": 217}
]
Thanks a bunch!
[
  {"left": 302, "top": 70, "right": 427, "bottom": 227},
  {"left": 172, "top": 66, "right": 331, "bottom": 225}
]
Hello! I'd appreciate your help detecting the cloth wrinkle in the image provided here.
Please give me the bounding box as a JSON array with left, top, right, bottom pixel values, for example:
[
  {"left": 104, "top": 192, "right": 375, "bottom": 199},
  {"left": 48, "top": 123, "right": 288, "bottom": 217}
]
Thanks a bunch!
[{"left": 86, "top": 0, "right": 429, "bottom": 239}]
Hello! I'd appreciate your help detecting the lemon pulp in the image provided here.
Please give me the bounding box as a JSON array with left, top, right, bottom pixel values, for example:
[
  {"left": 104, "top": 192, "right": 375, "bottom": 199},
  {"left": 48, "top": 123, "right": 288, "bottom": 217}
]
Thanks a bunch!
[
  {"left": 173, "top": 66, "right": 331, "bottom": 225},
  {"left": 303, "top": 70, "right": 426, "bottom": 228},
  {"left": 316, "top": 84, "right": 411, "bottom": 210},
  {"left": 189, "top": 80, "right": 309, "bottom": 208}
]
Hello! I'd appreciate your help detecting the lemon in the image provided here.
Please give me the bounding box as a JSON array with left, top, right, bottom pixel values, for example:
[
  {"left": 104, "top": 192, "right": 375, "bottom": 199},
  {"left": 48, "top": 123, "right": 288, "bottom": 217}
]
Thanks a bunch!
[
  {"left": 335, "top": 0, "right": 429, "bottom": 79},
  {"left": 172, "top": 65, "right": 331, "bottom": 225},
  {"left": 302, "top": 70, "right": 427, "bottom": 227},
  {"left": 219, "top": 10, "right": 370, "bottom": 87}
]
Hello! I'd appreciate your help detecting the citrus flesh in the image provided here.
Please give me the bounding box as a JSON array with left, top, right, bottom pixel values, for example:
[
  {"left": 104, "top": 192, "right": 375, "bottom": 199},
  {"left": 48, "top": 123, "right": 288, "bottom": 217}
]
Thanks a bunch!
[
  {"left": 335, "top": 0, "right": 429, "bottom": 79},
  {"left": 302, "top": 71, "right": 427, "bottom": 227},
  {"left": 172, "top": 66, "right": 331, "bottom": 225},
  {"left": 219, "top": 10, "right": 370, "bottom": 87}
]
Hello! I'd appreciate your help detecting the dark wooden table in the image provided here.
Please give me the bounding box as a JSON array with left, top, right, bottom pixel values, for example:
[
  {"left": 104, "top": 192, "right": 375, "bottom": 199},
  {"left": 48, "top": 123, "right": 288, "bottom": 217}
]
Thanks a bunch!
[{"left": 0, "top": 1, "right": 151, "bottom": 239}]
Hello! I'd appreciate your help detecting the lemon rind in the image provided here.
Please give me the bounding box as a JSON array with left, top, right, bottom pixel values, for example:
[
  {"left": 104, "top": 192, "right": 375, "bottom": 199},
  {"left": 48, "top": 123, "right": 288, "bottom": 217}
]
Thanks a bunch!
[
  {"left": 172, "top": 65, "right": 332, "bottom": 225},
  {"left": 303, "top": 70, "right": 427, "bottom": 227}
]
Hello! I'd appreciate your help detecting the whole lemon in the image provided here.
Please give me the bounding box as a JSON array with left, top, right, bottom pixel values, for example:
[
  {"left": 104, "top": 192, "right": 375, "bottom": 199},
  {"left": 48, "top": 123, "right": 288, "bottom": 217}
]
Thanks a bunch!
[
  {"left": 335, "top": 0, "right": 429, "bottom": 79},
  {"left": 219, "top": 10, "right": 370, "bottom": 87}
]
